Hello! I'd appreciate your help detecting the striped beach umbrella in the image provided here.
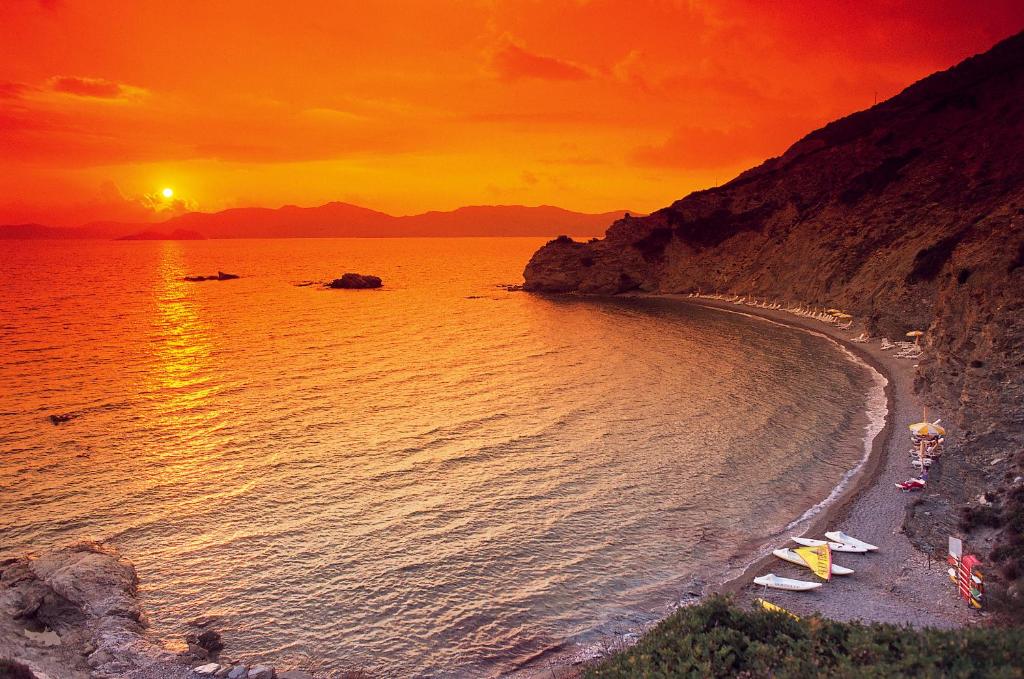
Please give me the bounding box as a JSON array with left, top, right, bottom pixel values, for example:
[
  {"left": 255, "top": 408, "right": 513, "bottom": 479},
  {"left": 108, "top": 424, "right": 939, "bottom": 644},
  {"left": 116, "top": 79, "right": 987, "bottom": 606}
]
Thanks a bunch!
[{"left": 909, "top": 422, "right": 945, "bottom": 438}]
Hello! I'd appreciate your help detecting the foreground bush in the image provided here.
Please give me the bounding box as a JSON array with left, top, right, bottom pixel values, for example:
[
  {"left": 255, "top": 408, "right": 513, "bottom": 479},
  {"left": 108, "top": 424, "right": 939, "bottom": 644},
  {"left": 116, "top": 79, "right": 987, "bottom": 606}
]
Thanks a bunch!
[{"left": 586, "top": 596, "right": 1024, "bottom": 678}]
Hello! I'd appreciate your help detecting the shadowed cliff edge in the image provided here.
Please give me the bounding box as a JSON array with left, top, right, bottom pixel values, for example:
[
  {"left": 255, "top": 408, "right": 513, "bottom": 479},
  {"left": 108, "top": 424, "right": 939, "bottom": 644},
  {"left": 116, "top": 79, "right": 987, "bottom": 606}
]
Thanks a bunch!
[{"left": 524, "top": 30, "right": 1024, "bottom": 615}]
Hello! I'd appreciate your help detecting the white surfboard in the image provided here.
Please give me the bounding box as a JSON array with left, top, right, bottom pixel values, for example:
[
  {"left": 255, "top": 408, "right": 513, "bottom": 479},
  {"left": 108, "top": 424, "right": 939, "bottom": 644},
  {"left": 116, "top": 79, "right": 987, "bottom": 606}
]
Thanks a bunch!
[
  {"left": 773, "top": 548, "right": 854, "bottom": 575},
  {"left": 825, "top": 531, "right": 878, "bottom": 551},
  {"left": 791, "top": 537, "right": 868, "bottom": 553},
  {"left": 754, "top": 573, "right": 822, "bottom": 591}
]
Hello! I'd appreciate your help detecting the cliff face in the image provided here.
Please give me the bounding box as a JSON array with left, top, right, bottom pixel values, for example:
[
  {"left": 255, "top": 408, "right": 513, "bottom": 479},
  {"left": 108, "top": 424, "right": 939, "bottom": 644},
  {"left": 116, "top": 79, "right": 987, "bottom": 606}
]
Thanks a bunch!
[{"left": 524, "top": 31, "right": 1024, "bottom": 611}]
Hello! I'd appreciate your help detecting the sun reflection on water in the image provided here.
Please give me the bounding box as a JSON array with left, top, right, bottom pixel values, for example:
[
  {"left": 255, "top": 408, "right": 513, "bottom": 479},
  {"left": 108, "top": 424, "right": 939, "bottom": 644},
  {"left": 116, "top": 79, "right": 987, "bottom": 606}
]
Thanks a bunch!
[{"left": 143, "top": 242, "right": 219, "bottom": 471}]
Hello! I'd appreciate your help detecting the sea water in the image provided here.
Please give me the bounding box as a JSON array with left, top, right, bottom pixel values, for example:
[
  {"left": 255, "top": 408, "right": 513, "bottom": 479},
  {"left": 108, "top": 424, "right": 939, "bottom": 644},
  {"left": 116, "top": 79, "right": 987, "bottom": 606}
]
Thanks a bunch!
[{"left": 0, "top": 238, "right": 875, "bottom": 676}]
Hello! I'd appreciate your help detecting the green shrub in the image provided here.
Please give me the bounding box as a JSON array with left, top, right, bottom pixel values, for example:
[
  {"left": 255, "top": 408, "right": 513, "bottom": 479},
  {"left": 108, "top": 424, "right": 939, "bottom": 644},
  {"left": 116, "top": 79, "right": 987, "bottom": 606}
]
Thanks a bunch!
[{"left": 585, "top": 596, "right": 1024, "bottom": 678}]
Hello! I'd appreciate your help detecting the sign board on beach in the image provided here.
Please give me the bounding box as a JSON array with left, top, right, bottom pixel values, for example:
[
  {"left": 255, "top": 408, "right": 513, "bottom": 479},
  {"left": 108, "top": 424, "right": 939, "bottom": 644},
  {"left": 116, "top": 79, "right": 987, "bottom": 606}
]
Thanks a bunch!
[{"left": 949, "top": 536, "right": 963, "bottom": 559}]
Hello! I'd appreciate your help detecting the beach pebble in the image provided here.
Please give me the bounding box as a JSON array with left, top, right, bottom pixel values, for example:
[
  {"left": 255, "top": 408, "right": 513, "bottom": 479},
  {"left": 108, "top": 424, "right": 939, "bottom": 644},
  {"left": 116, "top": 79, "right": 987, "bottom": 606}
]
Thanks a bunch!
[
  {"left": 227, "top": 666, "right": 248, "bottom": 679},
  {"left": 990, "top": 457, "right": 1003, "bottom": 465},
  {"left": 215, "top": 666, "right": 232, "bottom": 678},
  {"left": 248, "top": 665, "right": 276, "bottom": 679},
  {"left": 193, "top": 663, "right": 221, "bottom": 676}
]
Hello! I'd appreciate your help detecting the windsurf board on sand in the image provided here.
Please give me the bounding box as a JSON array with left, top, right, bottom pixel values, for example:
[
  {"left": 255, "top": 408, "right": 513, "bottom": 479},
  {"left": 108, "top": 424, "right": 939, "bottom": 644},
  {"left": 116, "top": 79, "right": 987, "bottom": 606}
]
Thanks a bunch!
[
  {"left": 791, "top": 537, "right": 868, "bottom": 553},
  {"left": 825, "top": 531, "right": 878, "bottom": 551},
  {"left": 753, "top": 574, "right": 822, "bottom": 591},
  {"left": 773, "top": 548, "right": 854, "bottom": 576}
]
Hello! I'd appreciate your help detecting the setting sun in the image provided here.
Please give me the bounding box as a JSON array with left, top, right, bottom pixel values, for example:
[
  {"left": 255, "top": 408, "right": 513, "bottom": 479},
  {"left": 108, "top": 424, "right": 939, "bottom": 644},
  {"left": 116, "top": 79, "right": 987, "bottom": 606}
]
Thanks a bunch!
[{"left": 161, "top": 188, "right": 174, "bottom": 199}]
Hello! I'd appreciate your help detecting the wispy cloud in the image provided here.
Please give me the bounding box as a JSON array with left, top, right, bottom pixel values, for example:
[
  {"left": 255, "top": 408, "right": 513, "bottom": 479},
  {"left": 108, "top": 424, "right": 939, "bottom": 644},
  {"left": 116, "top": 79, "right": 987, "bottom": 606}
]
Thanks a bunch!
[
  {"left": 489, "top": 38, "right": 590, "bottom": 81},
  {"left": 0, "top": 81, "right": 33, "bottom": 99},
  {"left": 48, "top": 76, "right": 145, "bottom": 100}
]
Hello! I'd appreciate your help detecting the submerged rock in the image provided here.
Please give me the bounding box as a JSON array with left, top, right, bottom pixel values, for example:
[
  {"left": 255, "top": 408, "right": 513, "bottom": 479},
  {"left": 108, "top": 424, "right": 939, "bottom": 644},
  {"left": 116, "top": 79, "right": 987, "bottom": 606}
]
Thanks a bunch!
[
  {"left": 327, "top": 273, "right": 382, "bottom": 289},
  {"left": 48, "top": 413, "right": 74, "bottom": 425}
]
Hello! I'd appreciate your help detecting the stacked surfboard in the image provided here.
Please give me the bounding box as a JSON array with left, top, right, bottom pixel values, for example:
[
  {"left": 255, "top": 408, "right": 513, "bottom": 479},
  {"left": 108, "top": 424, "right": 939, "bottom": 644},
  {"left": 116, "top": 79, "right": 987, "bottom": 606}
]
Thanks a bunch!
[{"left": 754, "top": 531, "right": 877, "bottom": 592}]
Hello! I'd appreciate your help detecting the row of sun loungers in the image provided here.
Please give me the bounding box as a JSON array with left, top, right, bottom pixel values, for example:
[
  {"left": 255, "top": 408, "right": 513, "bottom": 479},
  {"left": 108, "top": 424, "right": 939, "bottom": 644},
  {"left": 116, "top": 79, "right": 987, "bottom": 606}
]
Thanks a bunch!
[{"left": 688, "top": 292, "right": 926, "bottom": 359}]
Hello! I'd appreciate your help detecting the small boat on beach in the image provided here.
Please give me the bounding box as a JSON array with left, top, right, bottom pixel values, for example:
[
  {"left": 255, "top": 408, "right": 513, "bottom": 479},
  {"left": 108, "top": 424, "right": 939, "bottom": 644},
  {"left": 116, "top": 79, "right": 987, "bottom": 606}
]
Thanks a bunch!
[
  {"left": 773, "top": 548, "right": 854, "bottom": 575},
  {"left": 754, "top": 574, "right": 822, "bottom": 591},
  {"left": 825, "top": 531, "right": 878, "bottom": 551},
  {"left": 791, "top": 537, "right": 868, "bottom": 553}
]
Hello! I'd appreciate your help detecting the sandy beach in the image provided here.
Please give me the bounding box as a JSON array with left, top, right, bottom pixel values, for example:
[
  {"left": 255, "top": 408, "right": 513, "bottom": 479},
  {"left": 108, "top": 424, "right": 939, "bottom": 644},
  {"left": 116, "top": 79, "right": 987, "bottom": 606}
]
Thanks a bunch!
[{"left": 677, "top": 295, "right": 974, "bottom": 628}]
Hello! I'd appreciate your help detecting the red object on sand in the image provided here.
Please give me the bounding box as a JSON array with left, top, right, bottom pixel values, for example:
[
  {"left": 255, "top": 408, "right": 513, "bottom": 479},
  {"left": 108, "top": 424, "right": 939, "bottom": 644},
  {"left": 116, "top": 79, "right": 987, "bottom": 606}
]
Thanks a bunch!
[{"left": 896, "top": 478, "right": 926, "bottom": 491}]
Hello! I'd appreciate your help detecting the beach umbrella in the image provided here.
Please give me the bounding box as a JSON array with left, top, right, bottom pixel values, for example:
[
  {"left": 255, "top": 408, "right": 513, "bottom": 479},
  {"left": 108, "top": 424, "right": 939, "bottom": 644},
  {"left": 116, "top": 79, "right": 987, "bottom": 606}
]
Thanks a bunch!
[
  {"left": 906, "top": 330, "right": 925, "bottom": 345},
  {"left": 909, "top": 422, "right": 945, "bottom": 438}
]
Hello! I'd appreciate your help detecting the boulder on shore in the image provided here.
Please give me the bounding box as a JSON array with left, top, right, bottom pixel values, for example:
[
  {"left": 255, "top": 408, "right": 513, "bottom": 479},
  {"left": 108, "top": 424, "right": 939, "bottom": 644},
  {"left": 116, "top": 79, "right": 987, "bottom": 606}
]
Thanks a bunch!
[{"left": 327, "top": 273, "right": 382, "bottom": 289}]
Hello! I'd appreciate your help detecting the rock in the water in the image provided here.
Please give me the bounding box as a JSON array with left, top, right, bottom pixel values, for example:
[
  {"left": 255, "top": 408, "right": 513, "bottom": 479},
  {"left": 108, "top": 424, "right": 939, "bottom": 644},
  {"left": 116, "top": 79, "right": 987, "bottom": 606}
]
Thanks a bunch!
[
  {"left": 326, "top": 273, "right": 382, "bottom": 289},
  {"left": 48, "top": 413, "right": 74, "bottom": 425},
  {"left": 193, "top": 663, "right": 221, "bottom": 676},
  {"left": 186, "top": 629, "right": 225, "bottom": 656},
  {"left": 247, "top": 665, "right": 275, "bottom": 679},
  {"left": 184, "top": 272, "right": 240, "bottom": 282}
]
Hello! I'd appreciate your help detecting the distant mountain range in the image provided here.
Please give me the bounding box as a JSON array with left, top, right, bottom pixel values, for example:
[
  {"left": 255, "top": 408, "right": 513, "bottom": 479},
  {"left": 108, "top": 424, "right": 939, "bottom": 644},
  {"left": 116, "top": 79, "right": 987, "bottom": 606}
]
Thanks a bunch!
[{"left": 0, "top": 203, "right": 634, "bottom": 240}]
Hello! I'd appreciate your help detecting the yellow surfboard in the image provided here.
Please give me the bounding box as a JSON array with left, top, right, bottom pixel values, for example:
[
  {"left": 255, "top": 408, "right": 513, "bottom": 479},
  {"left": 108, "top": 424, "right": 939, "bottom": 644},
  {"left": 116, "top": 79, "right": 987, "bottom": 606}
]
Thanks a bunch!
[{"left": 755, "top": 598, "right": 800, "bottom": 620}]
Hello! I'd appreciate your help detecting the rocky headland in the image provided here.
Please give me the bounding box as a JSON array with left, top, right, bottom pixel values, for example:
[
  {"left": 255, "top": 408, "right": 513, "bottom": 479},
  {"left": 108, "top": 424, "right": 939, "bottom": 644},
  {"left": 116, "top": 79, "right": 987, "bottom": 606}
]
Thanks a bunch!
[{"left": 524, "top": 31, "right": 1024, "bottom": 615}]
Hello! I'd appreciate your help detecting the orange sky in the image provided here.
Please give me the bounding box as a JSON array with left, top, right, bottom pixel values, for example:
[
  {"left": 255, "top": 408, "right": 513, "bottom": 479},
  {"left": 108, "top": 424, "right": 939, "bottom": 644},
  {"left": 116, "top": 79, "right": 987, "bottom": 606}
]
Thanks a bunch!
[{"left": 2, "top": 0, "right": 1022, "bottom": 226}]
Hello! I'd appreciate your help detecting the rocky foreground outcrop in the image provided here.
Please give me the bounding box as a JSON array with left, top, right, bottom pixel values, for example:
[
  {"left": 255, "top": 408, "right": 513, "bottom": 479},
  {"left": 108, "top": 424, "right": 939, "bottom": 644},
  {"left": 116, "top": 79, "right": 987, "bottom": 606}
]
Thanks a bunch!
[
  {"left": 524, "top": 31, "right": 1024, "bottom": 614},
  {"left": 0, "top": 543, "right": 314, "bottom": 679},
  {"left": 0, "top": 542, "right": 182, "bottom": 678}
]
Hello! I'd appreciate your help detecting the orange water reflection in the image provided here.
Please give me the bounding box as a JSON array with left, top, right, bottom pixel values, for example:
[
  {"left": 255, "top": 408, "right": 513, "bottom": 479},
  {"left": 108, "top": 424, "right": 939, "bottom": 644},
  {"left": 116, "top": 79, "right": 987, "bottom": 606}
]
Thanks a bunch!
[{"left": 143, "top": 242, "right": 219, "bottom": 474}]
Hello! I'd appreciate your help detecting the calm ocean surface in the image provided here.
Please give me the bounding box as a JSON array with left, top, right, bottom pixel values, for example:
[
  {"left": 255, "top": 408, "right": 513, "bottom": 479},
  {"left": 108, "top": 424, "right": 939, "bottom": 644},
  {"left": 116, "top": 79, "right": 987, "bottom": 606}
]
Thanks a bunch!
[{"left": 1, "top": 238, "right": 877, "bottom": 676}]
